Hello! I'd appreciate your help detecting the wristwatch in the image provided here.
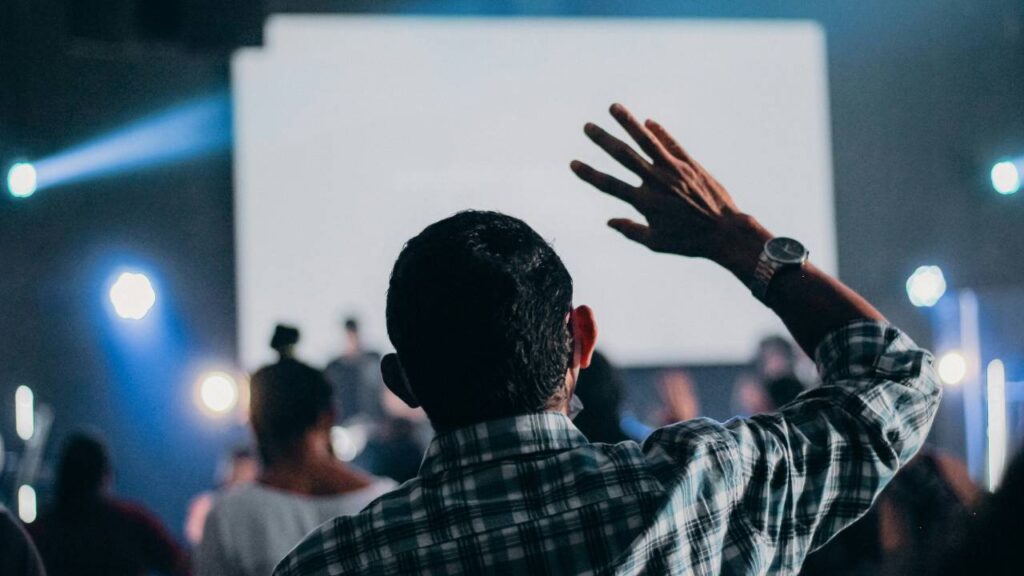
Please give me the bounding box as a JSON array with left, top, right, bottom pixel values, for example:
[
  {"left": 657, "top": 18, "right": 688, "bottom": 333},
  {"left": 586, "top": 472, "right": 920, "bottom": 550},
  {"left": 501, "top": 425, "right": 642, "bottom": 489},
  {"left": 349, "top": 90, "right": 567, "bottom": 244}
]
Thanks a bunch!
[{"left": 750, "top": 237, "right": 809, "bottom": 302}]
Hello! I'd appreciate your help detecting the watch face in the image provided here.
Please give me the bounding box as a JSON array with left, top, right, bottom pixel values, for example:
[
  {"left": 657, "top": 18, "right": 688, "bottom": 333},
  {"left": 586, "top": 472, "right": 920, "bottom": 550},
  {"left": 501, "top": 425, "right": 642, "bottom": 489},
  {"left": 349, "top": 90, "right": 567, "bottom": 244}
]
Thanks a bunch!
[{"left": 765, "top": 237, "right": 808, "bottom": 265}]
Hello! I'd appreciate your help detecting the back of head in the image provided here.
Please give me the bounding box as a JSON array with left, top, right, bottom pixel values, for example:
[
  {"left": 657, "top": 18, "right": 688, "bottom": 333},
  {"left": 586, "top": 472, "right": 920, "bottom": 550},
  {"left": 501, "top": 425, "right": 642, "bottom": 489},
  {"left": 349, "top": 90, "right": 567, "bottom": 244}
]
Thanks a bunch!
[
  {"left": 56, "top": 433, "right": 110, "bottom": 511},
  {"left": 387, "top": 210, "right": 574, "bottom": 431},
  {"left": 249, "top": 358, "right": 333, "bottom": 464},
  {"left": 343, "top": 317, "right": 359, "bottom": 334}
]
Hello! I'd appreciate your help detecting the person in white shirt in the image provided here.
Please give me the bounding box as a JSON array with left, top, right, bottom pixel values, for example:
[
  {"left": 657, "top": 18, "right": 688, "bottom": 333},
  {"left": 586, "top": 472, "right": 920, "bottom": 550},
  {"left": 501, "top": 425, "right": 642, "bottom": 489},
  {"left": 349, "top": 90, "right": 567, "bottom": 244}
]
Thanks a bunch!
[{"left": 196, "top": 341, "right": 396, "bottom": 576}]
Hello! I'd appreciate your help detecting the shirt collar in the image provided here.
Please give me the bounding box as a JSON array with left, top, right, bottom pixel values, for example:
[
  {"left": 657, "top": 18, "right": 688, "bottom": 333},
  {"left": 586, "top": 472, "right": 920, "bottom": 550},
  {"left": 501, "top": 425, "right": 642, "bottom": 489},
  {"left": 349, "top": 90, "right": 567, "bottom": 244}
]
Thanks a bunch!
[{"left": 419, "top": 412, "right": 589, "bottom": 478}]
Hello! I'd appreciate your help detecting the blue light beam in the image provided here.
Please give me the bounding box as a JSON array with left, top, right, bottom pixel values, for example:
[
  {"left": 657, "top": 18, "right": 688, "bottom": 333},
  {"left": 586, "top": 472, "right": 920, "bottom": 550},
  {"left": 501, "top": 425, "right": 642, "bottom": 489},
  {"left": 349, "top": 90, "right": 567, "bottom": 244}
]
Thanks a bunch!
[{"left": 31, "top": 93, "right": 231, "bottom": 193}]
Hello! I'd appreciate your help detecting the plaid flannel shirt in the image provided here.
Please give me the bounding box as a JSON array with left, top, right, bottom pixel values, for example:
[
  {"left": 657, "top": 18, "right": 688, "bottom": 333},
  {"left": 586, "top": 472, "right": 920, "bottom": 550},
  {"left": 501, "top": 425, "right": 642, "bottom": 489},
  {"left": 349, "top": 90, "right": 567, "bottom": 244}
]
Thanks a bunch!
[{"left": 275, "top": 320, "right": 940, "bottom": 575}]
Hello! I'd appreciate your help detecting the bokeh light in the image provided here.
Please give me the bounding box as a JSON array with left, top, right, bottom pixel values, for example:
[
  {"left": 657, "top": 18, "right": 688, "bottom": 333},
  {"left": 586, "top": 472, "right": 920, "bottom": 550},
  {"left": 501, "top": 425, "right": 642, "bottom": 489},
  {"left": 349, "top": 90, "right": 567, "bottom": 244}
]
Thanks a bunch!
[
  {"left": 906, "top": 265, "right": 947, "bottom": 307},
  {"left": 109, "top": 272, "right": 157, "bottom": 320},
  {"left": 990, "top": 161, "right": 1020, "bottom": 195},
  {"left": 937, "top": 351, "right": 967, "bottom": 385},
  {"left": 197, "top": 371, "right": 240, "bottom": 415}
]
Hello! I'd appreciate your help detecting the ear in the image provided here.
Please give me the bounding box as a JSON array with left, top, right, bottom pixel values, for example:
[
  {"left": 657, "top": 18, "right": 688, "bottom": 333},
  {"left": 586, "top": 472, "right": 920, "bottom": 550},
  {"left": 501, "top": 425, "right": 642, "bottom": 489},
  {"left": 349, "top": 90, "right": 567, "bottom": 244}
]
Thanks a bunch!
[
  {"left": 570, "top": 305, "right": 598, "bottom": 370},
  {"left": 381, "top": 353, "right": 421, "bottom": 409}
]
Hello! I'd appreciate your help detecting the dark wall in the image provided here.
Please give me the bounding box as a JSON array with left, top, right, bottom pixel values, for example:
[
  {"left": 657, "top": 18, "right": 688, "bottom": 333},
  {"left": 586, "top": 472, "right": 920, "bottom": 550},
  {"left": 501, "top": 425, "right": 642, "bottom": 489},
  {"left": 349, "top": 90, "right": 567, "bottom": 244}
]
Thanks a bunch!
[
  {"left": 0, "top": 0, "right": 241, "bottom": 539},
  {"left": 1, "top": 0, "right": 1022, "bottom": 539}
]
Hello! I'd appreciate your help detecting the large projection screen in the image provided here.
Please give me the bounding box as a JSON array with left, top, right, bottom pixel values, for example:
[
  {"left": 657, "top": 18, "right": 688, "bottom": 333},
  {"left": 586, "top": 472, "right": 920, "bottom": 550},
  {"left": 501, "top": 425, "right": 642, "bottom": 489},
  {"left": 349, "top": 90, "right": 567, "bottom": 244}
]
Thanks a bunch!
[{"left": 233, "top": 16, "right": 835, "bottom": 368}]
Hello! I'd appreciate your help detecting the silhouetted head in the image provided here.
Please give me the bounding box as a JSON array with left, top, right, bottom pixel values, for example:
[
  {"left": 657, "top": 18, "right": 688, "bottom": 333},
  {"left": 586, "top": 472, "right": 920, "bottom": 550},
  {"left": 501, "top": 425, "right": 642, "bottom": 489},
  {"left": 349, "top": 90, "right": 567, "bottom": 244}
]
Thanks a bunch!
[
  {"left": 270, "top": 324, "right": 300, "bottom": 360},
  {"left": 56, "top": 433, "right": 111, "bottom": 509},
  {"left": 384, "top": 211, "right": 597, "bottom": 432},
  {"left": 343, "top": 317, "right": 359, "bottom": 334},
  {"left": 249, "top": 358, "right": 333, "bottom": 464},
  {"left": 342, "top": 316, "right": 362, "bottom": 353}
]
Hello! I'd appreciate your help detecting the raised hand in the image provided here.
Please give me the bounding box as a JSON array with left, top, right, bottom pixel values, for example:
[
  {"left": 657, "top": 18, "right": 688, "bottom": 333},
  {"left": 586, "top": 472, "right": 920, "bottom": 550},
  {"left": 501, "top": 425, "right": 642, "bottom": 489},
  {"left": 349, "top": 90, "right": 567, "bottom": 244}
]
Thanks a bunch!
[{"left": 570, "top": 103, "right": 770, "bottom": 277}]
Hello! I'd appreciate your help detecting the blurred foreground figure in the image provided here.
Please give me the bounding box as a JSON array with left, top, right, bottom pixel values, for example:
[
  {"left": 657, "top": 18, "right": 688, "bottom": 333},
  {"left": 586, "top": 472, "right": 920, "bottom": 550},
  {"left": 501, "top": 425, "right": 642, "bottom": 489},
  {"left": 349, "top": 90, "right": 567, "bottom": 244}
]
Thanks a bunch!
[
  {"left": 29, "top": 434, "right": 188, "bottom": 576},
  {"left": 0, "top": 503, "right": 46, "bottom": 576},
  {"left": 276, "top": 104, "right": 941, "bottom": 575},
  {"left": 196, "top": 333, "right": 395, "bottom": 576}
]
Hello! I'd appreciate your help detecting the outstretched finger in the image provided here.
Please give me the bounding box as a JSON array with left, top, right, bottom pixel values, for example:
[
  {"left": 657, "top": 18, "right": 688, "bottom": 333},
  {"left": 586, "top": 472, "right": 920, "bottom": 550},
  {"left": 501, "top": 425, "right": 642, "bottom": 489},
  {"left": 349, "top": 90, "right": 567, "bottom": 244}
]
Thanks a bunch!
[
  {"left": 610, "top": 104, "right": 671, "bottom": 165},
  {"left": 584, "top": 122, "right": 652, "bottom": 178},
  {"left": 645, "top": 118, "right": 693, "bottom": 164},
  {"left": 571, "top": 161, "right": 641, "bottom": 206},
  {"left": 607, "top": 218, "right": 653, "bottom": 247}
]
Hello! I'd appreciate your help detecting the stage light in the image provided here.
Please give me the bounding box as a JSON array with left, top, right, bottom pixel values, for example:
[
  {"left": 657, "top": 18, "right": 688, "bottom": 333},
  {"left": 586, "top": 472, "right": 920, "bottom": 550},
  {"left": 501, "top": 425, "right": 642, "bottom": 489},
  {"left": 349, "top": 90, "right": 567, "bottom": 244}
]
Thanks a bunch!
[
  {"left": 109, "top": 272, "right": 156, "bottom": 320},
  {"left": 937, "top": 351, "right": 967, "bottom": 385},
  {"left": 18, "top": 485, "right": 37, "bottom": 524},
  {"left": 906, "top": 265, "right": 946, "bottom": 307},
  {"left": 27, "top": 93, "right": 230, "bottom": 194},
  {"left": 986, "top": 359, "right": 1007, "bottom": 491},
  {"left": 991, "top": 161, "right": 1020, "bottom": 195},
  {"left": 6, "top": 162, "right": 37, "bottom": 198},
  {"left": 15, "top": 385, "right": 34, "bottom": 440},
  {"left": 197, "top": 371, "right": 239, "bottom": 415}
]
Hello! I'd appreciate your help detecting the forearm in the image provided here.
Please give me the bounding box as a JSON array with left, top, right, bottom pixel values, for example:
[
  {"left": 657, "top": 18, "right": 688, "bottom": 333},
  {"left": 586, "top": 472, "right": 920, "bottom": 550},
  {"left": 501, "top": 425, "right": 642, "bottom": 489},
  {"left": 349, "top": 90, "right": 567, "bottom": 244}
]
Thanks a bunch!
[{"left": 714, "top": 215, "right": 885, "bottom": 358}]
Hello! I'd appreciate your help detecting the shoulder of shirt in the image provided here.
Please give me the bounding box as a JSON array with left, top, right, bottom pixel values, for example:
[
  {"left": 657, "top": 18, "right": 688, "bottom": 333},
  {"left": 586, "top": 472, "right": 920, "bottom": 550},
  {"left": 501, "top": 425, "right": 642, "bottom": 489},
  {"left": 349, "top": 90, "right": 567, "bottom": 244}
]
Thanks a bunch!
[{"left": 292, "top": 477, "right": 416, "bottom": 561}]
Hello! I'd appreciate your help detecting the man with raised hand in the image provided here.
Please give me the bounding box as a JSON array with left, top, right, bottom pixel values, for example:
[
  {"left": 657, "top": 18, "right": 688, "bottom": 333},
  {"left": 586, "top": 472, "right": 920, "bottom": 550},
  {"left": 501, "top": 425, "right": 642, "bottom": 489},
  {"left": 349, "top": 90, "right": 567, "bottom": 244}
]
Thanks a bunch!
[{"left": 275, "top": 104, "right": 940, "bottom": 575}]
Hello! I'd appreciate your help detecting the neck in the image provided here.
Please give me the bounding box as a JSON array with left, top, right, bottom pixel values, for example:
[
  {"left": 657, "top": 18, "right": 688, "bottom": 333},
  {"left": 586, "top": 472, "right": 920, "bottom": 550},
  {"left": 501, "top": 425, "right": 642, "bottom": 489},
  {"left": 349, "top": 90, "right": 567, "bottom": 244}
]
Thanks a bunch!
[{"left": 259, "top": 449, "right": 372, "bottom": 496}]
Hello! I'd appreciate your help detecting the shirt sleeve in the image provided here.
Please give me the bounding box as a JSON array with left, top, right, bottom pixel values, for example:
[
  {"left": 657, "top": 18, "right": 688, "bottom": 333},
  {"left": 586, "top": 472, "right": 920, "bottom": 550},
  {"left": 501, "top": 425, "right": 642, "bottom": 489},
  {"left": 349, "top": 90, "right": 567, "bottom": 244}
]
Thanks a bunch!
[{"left": 645, "top": 320, "right": 941, "bottom": 574}]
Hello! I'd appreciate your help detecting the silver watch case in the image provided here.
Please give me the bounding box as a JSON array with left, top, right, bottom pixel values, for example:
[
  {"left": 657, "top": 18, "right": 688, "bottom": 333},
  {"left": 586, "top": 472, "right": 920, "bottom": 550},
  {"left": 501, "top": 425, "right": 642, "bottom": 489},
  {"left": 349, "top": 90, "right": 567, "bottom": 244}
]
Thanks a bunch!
[{"left": 750, "top": 237, "right": 808, "bottom": 301}]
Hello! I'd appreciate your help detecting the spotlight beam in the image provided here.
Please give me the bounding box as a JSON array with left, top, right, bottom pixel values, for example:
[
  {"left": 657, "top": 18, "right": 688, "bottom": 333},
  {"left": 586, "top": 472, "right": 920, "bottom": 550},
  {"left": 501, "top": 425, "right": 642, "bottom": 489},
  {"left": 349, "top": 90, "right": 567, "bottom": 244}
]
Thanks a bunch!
[{"left": 29, "top": 92, "right": 231, "bottom": 194}]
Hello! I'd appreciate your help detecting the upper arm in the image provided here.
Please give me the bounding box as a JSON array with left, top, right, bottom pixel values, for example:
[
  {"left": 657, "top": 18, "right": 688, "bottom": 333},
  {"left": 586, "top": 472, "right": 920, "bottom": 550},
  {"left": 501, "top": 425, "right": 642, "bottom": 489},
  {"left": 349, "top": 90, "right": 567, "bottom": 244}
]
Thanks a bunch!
[
  {"left": 645, "top": 321, "right": 941, "bottom": 573},
  {"left": 731, "top": 322, "right": 939, "bottom": 568}
]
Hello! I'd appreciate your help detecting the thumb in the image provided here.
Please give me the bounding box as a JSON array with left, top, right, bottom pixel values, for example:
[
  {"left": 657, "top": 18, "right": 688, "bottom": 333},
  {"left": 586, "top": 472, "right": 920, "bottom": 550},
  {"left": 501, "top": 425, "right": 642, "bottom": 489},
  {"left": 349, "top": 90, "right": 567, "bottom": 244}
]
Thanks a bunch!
[{"left": 608, "top": 218, "right": 652, "bottom": 246}]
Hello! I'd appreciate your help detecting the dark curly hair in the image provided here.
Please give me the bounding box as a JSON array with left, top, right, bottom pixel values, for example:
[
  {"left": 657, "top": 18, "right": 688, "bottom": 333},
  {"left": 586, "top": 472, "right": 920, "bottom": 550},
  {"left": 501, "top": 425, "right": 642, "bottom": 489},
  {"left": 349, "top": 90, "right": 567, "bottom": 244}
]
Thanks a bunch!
[{"left": 386, "top": 211, "right": 574, "bottom": 431}]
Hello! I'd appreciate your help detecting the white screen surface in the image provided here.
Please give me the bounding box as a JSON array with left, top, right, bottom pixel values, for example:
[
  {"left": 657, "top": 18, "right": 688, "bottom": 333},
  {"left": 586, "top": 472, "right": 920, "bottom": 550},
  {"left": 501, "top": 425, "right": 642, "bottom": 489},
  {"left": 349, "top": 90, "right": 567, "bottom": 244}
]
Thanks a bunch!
[{"left": 233, "top": 16, "right": 835, "bottom": 368}]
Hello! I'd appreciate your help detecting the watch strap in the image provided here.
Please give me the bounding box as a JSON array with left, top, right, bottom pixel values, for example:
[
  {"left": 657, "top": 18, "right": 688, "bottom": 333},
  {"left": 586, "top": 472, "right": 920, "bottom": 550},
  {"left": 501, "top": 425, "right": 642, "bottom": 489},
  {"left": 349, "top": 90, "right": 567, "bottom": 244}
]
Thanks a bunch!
[{"left": 750, "top": 251, "right": 778, "bottom": 302}]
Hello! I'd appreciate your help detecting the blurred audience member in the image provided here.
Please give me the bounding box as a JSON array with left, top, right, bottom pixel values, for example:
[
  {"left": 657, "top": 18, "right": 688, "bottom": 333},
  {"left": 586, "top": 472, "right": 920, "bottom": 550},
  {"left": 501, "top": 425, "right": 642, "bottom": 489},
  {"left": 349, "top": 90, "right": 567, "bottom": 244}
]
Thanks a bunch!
[
  {"left": 1, "top": 503, "right": 46, "bottom": 576},
  {"left": 730, "top": 373, "right": 773, "bottom": 416},
  {"left": 353, "top": 418, "right": 423, "bottom": 483},
  {"left": 571, "top": 351, "right": 631, "bottom": 444},
  {"left": 756, "top": 334, "right": 799, "bottom": 381},
  {"left": 801, "top": 448, "right": 980, "bottom": 576},
  {"left": 196, "top": 349, "right": 395, "bottom": 576},
  {"left": 30, "top": 433, "right": 188, "bottom": 576},
  {"left": 938, "top": 447, "right": 1024, "bottom": 576},
  {"left": 270, "top": 324, "right": 300, "bottom": 360},
  {"left": 184, "top": 446, "right": 258, "bottom": 546},
  {"left": 656, "top": 369, "right": 701, "bottom": 425},
  {"left": 324, "top": 317, "right": 384, "bottom": 423},
  {"left": 764, "top": 375, "right": 806, "bottom": 409}
]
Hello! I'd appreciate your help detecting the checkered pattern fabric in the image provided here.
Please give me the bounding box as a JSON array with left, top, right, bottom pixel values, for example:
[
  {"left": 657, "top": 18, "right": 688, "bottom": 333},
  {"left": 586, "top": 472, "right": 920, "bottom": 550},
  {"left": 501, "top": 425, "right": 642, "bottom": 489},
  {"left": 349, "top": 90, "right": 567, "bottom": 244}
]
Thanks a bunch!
[{"left": 274, "top": 320, "right": 940, "bottom": 575}]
